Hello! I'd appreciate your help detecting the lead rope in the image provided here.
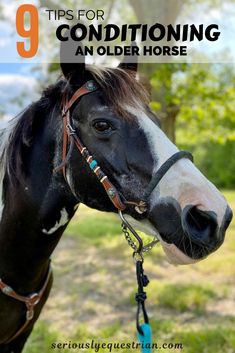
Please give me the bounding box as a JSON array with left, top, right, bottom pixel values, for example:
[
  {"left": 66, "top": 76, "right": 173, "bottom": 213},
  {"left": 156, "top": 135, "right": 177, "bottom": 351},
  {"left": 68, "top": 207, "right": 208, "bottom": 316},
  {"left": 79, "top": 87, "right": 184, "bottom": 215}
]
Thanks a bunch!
[
  {"left": 119, "top": 211, "right": 158, "bottom": 353},
  {"left": 135, "top": 260, "right": 152, "bottom": 353}
]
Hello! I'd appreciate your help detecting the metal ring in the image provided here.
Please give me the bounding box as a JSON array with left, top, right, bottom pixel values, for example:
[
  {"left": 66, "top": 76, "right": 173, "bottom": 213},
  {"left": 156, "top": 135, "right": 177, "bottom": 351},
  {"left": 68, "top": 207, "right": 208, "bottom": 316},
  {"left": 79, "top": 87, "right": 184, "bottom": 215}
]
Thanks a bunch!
[{"left": 133, "top": 251, "right": 144, "bottom": 263}]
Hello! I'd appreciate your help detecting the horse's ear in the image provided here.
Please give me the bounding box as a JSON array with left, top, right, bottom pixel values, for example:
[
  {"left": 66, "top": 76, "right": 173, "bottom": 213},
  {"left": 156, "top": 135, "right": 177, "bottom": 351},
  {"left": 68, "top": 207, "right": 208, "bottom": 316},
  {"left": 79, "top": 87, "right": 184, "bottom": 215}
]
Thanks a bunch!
[
  {"left": 60, "top": 31, "right": 85, "bottom": 86},
  {"left": 118, "top": 41, "right": 138, "bottom": 73}
]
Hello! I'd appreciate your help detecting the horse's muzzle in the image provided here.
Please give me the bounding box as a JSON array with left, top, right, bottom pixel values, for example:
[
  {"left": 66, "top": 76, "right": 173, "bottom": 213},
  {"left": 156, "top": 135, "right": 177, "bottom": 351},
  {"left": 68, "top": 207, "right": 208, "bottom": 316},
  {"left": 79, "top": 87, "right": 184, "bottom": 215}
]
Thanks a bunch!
[
  {"left": 149, "top": 203, "right": 233, "bottom": 263},
  {"left": 185, "top": 204, "right": 232, "bottom": 245}
]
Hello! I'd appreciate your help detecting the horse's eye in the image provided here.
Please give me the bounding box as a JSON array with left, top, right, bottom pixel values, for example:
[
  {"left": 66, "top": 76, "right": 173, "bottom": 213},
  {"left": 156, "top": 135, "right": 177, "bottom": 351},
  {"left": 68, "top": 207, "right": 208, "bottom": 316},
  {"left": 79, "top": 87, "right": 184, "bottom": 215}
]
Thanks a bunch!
[{"left": 93, "top": 121, "right": 112, "bottom": 133}]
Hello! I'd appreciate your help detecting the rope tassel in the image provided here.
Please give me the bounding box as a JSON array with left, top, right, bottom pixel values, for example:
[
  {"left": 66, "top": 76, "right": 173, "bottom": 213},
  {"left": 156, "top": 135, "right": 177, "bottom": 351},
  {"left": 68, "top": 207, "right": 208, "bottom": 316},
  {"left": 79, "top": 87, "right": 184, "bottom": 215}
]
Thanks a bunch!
[{"left": 137, "top": 323, "right": 152, "bottom": 353}]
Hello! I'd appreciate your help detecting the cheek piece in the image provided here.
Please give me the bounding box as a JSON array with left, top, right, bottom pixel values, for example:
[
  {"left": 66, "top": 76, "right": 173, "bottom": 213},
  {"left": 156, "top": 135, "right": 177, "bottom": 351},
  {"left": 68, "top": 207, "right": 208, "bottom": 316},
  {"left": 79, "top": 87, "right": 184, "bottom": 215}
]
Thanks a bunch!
[{"left": 54, "top": 80, "right": 193, "bottom": 352}]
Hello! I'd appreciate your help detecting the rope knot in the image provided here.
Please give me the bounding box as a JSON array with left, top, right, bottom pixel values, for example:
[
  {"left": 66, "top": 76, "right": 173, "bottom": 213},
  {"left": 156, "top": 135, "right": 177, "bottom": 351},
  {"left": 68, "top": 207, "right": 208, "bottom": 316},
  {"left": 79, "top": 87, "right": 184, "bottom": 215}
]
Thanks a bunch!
[
  {"left": 142, "top": 274, "right": 149, "bottom": 287},
  {"left": 135, "top": 291, "right": 147, "bottom": 303}
]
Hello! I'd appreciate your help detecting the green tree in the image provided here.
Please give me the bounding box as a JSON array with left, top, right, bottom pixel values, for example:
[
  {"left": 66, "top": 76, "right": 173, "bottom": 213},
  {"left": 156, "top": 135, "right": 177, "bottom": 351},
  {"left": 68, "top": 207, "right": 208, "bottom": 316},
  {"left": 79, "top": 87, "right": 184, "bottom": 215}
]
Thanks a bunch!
[{"left": 174, "top": 64, "right": 235, "bottom": 187}]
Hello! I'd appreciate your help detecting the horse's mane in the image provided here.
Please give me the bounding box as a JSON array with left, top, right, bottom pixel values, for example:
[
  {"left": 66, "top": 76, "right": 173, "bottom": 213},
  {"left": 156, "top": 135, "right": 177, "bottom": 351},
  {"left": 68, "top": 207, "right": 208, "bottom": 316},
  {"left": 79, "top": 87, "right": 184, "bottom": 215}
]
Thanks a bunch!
[
  {"left": 87, "top": 66, "right": 149, "bottom": 117},
  {"left": 0, "top": 66, "right": 149, "bottom": 186},
  {"left": 0, "top": 80, "right": 64, "bottom": 186}
]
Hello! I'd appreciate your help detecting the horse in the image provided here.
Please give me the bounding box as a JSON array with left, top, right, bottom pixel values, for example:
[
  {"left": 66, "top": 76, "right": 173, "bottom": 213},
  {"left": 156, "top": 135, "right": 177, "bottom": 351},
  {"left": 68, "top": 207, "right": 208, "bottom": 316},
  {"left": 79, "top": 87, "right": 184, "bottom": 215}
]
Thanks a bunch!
[{"left": 0, "top": 50, "right": 232, "bottom": 352}]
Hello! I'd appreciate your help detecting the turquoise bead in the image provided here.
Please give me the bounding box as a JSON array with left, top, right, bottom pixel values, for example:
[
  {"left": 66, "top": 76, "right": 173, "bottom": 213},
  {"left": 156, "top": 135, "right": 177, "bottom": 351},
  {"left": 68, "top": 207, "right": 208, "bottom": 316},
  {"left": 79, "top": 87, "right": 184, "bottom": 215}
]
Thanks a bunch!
[{"left": 89, "top": 160, "right": 98, "bottom": 170}]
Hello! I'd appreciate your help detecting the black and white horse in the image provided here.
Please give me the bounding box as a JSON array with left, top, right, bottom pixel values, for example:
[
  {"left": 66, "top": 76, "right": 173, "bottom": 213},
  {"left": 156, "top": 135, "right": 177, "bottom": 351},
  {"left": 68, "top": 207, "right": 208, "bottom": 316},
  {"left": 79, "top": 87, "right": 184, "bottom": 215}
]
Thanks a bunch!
[{"left": 0, "top": 52, "right": 232, "bottom": 352}]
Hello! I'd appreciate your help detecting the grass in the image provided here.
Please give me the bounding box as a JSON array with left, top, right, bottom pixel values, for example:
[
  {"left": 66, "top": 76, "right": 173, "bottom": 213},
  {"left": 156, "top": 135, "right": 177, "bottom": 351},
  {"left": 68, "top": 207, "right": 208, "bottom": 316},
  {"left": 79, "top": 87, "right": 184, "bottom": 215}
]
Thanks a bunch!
[
  {"left": 67, "top": 209, "right": 121, "bottom": 246},
  {"left": 174, "top": 326, "right": 235, "bottom": 353},
  {"left": 149, "top": 282, "right": 218, "bottom": 313},
  {"left": 24, "top": 323, "right": 61, "bottom": 353},
  {"left": 24, "top": 190, "right": 235, "bottom": 353}
]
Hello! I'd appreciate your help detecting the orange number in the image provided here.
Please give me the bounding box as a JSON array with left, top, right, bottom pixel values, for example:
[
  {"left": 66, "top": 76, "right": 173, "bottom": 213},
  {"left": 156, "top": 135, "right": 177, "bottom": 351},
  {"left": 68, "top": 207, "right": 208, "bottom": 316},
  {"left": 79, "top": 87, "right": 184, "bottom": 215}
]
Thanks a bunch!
[{"left": 16, "top": 4, "right": 39, "bottom": 58}]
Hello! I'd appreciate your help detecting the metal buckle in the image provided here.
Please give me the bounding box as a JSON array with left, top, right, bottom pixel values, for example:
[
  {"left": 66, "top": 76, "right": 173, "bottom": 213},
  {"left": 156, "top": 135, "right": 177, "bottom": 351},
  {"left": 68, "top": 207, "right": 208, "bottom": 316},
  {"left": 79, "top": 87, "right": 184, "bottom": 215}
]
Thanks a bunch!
[
  {"left": 26, "top": 309, "right": 34, "bottom": 320},
  {"left": 28, "top": 293, "right": 40, "bottom": 306},
  {"left": 62, "top": 109, "right": 67, "bottom": 117},
  {"left": 135, "top": 201, "right": 148, "bottom": 215},
  {"left": 1, "top": 285, "right": 13, "bottom": 295},
  {"left": 66, "top": 123, "right": 76, "bottom": 135},
  {"left": 107, "top": 188, "right": 116, "bottom": 199},
  {"left": 133, "top": 251, "right": 144, "bottom": 263},
  {"left": 26, "top": 293, "right": 40, "bottom": 320}
]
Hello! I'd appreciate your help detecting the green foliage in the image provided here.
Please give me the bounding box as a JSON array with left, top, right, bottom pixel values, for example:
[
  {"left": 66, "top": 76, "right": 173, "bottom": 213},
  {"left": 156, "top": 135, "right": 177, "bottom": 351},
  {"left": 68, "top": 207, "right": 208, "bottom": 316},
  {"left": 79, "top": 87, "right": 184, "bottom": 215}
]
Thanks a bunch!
[
  {"left": 179, "top": 140, "right": 235, "bottom": 188},
  {"left": 175, "top": 65, "right": 235, "bottom": 144},
  {"left": 150, "top": 63, "right": 235, "bottom": 187}
]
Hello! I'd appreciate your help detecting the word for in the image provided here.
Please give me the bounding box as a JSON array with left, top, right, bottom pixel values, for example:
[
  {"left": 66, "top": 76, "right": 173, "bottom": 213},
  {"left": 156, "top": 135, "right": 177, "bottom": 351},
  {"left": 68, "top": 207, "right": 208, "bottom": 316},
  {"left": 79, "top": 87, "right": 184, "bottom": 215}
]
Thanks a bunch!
[{"left": 45, "top": 9, "right": 105, "bottom": 21}]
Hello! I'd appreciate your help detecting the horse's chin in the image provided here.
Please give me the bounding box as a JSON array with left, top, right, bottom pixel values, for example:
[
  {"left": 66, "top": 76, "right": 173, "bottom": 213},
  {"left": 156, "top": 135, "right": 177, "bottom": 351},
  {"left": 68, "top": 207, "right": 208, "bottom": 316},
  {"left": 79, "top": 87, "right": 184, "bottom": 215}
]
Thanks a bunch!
[
  {"left": 123, "top": 215, "right": 202, "bottom": 266},
  {"left": 156, "top": 235, "right": 201, "bottom": 265}
]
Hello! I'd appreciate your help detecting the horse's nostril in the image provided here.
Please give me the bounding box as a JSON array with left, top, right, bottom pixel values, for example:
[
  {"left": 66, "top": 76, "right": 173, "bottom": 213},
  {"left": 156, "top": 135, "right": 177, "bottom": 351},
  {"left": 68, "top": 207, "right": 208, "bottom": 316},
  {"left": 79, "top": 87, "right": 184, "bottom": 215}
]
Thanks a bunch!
[
  {"left": 181, "top": 205, "right": 218, "bottom": 245},
  {"left": 222, "top": 206, "right": 233, "bottom": 233}
]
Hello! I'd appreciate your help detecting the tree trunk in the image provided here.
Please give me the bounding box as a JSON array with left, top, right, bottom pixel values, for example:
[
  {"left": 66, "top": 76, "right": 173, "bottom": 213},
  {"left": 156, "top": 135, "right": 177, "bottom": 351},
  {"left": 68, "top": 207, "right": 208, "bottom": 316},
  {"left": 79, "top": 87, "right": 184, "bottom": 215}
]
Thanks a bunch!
[{"left": 129, "top": 0, "right": 182, "bottom": 142}]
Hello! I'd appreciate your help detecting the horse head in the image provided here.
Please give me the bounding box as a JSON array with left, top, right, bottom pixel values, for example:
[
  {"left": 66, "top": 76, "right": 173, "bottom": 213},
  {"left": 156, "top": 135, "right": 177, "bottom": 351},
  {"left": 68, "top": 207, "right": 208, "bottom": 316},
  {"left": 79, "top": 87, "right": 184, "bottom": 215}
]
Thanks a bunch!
[{"left": 57, "top": 43, "right": 232, "bottom": 266}]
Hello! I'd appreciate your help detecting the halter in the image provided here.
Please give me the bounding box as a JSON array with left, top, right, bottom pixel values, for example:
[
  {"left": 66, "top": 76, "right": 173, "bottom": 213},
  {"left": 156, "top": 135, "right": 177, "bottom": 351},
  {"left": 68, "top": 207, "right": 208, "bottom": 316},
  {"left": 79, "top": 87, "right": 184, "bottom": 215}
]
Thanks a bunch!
[{"left": 55, "top": 80, "right": 193, "bottom": 350}]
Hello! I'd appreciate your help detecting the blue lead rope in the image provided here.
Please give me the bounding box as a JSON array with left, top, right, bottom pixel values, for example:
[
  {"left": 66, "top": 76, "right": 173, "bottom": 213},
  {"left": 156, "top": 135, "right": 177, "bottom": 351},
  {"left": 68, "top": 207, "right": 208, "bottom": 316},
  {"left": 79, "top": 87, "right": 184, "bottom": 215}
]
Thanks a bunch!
[{"left": 135, "top": 260, "right": 152, "bottom": 353}]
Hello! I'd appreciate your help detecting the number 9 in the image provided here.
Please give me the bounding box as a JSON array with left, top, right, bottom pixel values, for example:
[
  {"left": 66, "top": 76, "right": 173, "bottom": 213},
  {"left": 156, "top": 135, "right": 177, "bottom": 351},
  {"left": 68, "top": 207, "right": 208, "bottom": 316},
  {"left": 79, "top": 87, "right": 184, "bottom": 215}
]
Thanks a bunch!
[{"left": 16, "top": 4, "right": 39, "bottom": 58}]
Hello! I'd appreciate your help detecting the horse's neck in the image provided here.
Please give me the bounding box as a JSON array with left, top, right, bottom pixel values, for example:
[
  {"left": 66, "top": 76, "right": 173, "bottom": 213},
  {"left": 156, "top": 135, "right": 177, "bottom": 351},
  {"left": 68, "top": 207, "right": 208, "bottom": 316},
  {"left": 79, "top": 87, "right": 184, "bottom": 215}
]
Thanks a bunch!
[
  {"left": 0, "top": 176, "right": 78, "bottom": 292},
  {"left": 0, "top": 129, "right": 78, "bottom": 292}
]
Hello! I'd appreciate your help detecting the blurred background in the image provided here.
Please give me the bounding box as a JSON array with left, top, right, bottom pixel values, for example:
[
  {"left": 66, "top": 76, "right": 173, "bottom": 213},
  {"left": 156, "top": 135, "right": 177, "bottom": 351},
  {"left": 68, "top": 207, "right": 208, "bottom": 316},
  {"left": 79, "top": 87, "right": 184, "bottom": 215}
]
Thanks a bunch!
[{"left": 0, "top": 1, "right": 235, "bottom": 352}]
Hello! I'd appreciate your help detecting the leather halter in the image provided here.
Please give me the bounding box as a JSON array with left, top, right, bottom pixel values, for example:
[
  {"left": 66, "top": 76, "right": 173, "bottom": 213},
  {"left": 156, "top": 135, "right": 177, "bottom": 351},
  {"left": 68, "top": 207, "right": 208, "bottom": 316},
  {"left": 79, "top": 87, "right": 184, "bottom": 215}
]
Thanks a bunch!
[
  {"left": 55, "top": 80, "right": 126, "bottom": 211},
  {"left": 0, "top": 265, "right": 52, "bottom": 343},
  {"left": 55, "top": 80, "right": 193, "bottom": 213}
]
